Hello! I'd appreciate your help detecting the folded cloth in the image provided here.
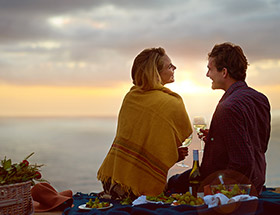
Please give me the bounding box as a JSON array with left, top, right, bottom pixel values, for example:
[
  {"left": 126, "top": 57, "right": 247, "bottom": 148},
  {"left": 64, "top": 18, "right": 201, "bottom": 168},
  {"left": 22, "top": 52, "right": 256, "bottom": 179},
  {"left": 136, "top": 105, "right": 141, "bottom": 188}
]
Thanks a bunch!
[
  {"left": 203, "top": 194, "right": 258, "bottom": 208},
  {"left": 204, "top": 193, "right": 229, "bottom": 208},
  {"left": 228, "top": 194, "right": 258, "bottom": 204},
  {"left": 31, "top": 182, "right": 73, "bottom": 212},
  {"left": 132, "top": 195, "right": 164, "bottom": 206},
  {"left": 260, "top": 188, "right": 280, "bottom": 202},
  {"left": 97, "top": 86, "right": 192, "bottom": 197}
]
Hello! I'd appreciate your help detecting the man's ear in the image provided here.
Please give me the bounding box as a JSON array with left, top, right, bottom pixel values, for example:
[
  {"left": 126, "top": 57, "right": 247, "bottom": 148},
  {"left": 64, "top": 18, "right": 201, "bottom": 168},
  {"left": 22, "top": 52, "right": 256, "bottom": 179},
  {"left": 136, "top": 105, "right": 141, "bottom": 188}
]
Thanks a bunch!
[{"left": 222, "top": 68, "right": 228, "bottom": 78}]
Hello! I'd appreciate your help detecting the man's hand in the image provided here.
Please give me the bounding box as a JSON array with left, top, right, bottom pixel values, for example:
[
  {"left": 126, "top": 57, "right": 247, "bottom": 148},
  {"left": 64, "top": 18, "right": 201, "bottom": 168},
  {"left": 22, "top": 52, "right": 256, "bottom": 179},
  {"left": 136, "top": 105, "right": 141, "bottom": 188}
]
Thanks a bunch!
[
  {"left": 177, "top": 147, "right": 189, "bottom": 162},
  {"left": 198, "top": 129, "right": 209, "bottom": 141}
]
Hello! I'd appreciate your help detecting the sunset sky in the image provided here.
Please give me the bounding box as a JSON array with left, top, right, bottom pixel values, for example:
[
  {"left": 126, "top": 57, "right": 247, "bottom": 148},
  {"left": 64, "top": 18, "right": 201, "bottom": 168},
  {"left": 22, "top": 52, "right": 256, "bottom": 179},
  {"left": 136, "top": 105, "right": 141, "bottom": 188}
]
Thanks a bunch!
[{"left": 1, "top": 0, "right": 280, "bottom": 121}]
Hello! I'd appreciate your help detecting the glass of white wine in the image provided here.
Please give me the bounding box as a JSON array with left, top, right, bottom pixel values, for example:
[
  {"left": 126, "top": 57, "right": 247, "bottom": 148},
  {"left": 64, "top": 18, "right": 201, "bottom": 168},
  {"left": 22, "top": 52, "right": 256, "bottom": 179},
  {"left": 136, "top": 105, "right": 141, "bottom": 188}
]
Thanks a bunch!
[
  {"left": 193, "top": 116, "right": 207, "bottom": 152},
  {"left": 177, "top": 134, "right": 193, "bottom": 167}
]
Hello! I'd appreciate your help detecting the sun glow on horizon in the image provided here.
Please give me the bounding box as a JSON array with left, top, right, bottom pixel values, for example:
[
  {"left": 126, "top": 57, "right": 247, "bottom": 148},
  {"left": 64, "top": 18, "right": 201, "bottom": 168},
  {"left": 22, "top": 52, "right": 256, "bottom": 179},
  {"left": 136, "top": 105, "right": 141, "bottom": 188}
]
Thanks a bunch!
[
  {"left": 0, "top": 83, "right": 131, "bottom": 117},
  {"left": 1, "top": 77, "right": 280, "bottom": 117},
  {"left": 169, "top": 80, "right": 209, "bottom": 95}
]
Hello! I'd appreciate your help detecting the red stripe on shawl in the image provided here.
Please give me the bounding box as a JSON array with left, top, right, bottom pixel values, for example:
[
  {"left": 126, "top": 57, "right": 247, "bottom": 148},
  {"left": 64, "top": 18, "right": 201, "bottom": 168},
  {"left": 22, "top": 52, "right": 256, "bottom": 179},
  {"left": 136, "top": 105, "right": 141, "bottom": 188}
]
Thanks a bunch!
[
  {"left": 114, "top": 151, "right": 166, "bottom": 185},
  {"left": 112, "top": 143, "right": 166, "bottom": 178}
]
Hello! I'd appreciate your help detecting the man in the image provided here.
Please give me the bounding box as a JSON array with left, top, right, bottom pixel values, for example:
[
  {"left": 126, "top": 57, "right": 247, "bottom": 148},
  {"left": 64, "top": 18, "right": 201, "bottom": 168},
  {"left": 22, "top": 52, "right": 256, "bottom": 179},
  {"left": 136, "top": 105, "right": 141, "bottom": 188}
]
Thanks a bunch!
[{"left": 167, "top": 42, "right": 271, "bottom": 196}]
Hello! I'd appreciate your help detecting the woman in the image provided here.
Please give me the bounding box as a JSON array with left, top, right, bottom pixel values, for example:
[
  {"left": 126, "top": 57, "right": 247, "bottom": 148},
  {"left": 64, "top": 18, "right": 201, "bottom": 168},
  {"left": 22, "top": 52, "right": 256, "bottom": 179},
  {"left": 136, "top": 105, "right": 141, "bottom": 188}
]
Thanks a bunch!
[{"left": 97, "top": 47, "right": 192, "bottom": 200}]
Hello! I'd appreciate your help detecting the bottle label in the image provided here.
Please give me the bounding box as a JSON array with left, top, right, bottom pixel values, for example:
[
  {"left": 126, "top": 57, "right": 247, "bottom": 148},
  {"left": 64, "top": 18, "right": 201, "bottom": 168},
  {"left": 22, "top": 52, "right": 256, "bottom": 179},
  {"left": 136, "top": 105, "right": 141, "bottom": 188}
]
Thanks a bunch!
[
  {"left": 193, "top": 150, "right": 199, "bottom": 161},
  {"left": 189, "top": 186, "right": 192, "bottom": 195}
]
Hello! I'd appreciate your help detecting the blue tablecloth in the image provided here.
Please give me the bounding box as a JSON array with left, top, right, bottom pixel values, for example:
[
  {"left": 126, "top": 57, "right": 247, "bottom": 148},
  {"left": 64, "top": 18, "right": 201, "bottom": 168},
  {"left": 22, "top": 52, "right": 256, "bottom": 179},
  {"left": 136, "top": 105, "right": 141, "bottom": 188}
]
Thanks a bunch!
[{"left": 63, "top": 188, "right": 280, "bottom": 215}]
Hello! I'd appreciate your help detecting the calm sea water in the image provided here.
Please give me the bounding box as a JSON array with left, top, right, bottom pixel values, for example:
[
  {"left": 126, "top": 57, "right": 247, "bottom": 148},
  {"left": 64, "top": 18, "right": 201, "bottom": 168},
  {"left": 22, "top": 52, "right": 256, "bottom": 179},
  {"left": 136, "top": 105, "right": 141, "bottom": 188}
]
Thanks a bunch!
[{"left": 1, "top": 111, "right": 280, "bottom": 193}]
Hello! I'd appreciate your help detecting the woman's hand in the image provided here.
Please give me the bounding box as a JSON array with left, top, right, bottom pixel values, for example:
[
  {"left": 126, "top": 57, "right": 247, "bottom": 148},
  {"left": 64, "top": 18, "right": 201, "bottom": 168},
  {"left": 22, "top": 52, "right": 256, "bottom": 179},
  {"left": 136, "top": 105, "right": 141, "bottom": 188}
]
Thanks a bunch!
[
  {"left": 177, "top": 147, "right": 189, "bottom": 162},
  {"left": 198, "top": 129, "right": 209, "bottom": 142}
]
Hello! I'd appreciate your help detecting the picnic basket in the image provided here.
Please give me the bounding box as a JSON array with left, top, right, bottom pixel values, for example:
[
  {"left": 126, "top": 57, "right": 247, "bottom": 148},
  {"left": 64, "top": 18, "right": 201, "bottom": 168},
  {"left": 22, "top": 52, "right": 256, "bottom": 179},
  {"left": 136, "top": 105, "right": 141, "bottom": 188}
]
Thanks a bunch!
[{"left": 0, "top": 181, "right": 33, "bottom": 215}]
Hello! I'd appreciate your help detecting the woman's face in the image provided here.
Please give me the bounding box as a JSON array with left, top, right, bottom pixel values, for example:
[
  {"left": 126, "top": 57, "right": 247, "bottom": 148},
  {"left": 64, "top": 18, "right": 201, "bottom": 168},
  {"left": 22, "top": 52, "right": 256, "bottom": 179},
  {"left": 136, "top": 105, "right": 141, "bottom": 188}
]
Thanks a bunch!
[{"left": 159, "top": 54, "right": 176, "bottom": 85}]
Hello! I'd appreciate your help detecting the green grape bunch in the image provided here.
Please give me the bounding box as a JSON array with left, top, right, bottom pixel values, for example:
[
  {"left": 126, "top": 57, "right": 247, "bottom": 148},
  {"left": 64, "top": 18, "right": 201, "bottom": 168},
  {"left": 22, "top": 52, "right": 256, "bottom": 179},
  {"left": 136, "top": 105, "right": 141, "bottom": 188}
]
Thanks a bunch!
[{"left": 85, "top": 197, "right": 110, "bottom": 208}]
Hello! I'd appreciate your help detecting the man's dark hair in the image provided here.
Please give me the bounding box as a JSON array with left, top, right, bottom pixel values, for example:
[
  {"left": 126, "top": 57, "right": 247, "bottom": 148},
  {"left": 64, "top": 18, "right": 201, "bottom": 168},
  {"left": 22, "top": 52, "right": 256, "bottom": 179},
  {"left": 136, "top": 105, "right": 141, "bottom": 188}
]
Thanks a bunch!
[{"left": 208, "top": 42, "right": 249, "bottom": 81}]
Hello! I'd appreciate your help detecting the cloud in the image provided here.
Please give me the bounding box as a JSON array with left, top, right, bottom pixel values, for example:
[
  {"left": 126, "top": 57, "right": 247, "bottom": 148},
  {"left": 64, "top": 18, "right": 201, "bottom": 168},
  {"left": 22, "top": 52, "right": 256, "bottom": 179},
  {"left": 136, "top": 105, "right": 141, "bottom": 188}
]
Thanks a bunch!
[
  {"left": 248, "top": 59, "right": 280, "bottom": 86},
  {"left": 0, "top": 0, "right": 279, "bottom": 87}
]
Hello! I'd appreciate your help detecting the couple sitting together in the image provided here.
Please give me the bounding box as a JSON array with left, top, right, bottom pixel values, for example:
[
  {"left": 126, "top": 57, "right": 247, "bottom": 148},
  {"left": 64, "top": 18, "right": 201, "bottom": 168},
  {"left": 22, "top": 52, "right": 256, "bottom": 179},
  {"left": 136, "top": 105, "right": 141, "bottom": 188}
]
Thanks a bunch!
[{"left": 97, "top": 42, "right": 271, "bottom": 200}]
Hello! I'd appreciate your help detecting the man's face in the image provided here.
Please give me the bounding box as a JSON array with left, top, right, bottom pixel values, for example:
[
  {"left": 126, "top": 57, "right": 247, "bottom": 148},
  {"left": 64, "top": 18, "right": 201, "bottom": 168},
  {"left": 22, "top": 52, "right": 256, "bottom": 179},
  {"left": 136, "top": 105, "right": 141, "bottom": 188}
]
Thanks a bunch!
[{"left": 206, "top": 57, "right": 225, "bottom": 90}]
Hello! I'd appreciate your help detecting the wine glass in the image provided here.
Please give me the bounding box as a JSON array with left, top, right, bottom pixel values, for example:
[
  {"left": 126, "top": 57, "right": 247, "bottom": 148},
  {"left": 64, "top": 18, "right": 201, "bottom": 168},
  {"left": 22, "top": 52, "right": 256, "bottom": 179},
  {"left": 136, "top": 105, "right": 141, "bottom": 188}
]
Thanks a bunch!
[
  {"left": 177, "top": 134, "right": 193, "bottom": 167},
  {"left": 193, "top": 116, "right": 207, "bottom": 152}
]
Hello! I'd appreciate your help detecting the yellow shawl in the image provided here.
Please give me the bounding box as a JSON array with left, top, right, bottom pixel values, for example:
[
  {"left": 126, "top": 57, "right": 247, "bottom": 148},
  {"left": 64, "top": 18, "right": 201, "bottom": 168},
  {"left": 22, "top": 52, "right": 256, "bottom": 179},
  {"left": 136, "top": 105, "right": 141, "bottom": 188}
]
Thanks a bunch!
[{"left": 97, "top": 86, "right": 192, "bottom": 196}]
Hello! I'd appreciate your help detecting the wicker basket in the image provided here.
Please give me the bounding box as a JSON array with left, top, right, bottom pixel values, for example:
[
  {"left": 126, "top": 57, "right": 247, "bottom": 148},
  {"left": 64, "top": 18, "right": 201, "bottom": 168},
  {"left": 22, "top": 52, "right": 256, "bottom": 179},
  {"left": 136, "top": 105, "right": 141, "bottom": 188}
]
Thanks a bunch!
[{"left": 0, "top": 181, "right": 33, "bottom": 215}]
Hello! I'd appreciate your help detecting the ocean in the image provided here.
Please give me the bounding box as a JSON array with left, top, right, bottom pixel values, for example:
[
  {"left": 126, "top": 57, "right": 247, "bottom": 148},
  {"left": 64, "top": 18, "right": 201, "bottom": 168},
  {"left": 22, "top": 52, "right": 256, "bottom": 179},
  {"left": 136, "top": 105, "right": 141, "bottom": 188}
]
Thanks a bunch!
[{"left": 0, "top": 111, "right": 280, "bottom": 194}]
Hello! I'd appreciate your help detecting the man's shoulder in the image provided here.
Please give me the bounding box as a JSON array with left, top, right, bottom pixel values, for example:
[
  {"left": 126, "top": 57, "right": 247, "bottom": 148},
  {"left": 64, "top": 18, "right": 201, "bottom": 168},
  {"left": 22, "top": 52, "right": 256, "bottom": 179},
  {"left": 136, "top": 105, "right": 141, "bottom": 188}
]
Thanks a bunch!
[
  {"left": 220, "top": 86, "right": 270, "bottom": 113},
  {"left": 228, "top": 85, "right": 268, "bottom": 101},
  {"left": 237, "top": 86, "right": 269, "bottom": 104}
]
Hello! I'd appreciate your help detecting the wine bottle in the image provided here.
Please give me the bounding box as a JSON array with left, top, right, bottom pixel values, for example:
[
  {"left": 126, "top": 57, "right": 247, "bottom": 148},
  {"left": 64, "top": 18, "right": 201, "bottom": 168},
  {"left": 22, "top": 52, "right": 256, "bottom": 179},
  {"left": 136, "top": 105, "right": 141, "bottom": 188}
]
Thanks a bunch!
[{"left": 189, "top": 149, "right": 201, "bottom": 197}]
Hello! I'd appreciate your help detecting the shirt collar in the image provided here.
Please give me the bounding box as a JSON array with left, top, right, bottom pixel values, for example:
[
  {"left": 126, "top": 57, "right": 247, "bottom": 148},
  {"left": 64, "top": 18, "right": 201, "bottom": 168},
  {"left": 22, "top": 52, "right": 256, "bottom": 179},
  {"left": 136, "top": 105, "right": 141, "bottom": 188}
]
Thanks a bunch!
[{"left": 219, "top": 81, "right": 247, "bottom": 102}]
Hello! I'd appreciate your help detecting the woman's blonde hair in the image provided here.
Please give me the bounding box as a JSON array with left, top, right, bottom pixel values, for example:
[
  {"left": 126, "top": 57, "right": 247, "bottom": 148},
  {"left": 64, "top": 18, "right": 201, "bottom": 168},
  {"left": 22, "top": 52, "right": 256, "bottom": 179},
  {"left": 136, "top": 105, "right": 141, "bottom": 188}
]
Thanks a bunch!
[{"left": 131, "top": 47, "right": 166, "bottom": 90}]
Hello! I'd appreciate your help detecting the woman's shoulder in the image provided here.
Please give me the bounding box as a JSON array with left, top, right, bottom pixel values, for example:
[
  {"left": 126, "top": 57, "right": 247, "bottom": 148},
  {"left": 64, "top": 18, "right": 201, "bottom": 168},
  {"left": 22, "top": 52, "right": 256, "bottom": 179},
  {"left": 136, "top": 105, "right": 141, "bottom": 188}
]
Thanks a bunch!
[
  {"left": 128, "top": 86, "right": 182, "bottom": 99},
  {"left": 157, "top": 87, "right": 183, "bottom": 100}
]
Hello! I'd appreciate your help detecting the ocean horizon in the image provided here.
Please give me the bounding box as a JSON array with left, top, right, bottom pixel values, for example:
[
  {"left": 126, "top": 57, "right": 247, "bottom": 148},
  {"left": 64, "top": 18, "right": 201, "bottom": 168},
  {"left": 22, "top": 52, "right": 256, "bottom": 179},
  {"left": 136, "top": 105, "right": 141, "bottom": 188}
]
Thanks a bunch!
[{"left": 1, "top": 110, "right": 279, "bottom": 193}]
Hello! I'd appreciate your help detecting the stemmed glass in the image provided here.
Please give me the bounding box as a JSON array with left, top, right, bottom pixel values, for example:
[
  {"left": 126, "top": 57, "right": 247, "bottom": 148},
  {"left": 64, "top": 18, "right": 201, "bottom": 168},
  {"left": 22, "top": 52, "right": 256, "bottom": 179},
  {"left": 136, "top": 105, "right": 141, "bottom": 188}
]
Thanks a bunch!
[
  {"left": 176, "top": 134, "right": 193, "bottom": 167},
  {"left": 193, "top": 116, "right": 207, "bottom": 152}
]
